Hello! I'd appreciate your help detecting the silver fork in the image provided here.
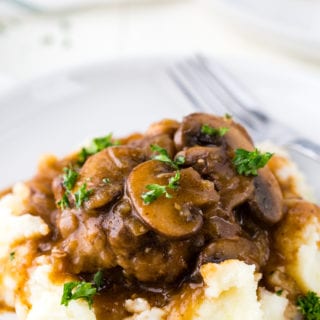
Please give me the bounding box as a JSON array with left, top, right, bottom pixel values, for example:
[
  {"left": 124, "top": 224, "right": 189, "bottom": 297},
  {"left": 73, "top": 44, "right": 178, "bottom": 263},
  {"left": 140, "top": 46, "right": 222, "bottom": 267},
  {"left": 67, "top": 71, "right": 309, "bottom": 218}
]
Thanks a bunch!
[{"left": 168, "top": 55, "right": 320, "bottom": 201}]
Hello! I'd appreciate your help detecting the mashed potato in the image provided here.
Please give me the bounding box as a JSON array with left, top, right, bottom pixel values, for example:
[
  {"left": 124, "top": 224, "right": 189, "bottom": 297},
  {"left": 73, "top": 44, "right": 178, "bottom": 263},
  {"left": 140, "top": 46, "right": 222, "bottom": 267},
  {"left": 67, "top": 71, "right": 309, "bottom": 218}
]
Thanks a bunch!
[
  {"left": 17, "top": 263, "right": 96, "bottom": 320},
  {"left": 193, "top": 260, "right": 264, "bottom": 319},
  {"left": 274, "top": 200, "right": 320, "bottom": 295}
]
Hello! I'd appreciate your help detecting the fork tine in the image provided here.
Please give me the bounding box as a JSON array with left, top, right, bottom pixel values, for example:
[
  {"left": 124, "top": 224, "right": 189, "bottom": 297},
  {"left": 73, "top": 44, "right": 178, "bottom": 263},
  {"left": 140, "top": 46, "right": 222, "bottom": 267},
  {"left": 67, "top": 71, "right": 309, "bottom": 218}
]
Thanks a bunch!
[
  {"left": 169, "top": 56, "right": 266, "bottom": 131},
  {"left": 168, "top": 61, "right": 230, "bottom": 115},
  {"left": 196, "top": 55, "right": 270, "bottom": 124},
  {"left": 189, "top": 57, "right": 263, "bottom": 129}
]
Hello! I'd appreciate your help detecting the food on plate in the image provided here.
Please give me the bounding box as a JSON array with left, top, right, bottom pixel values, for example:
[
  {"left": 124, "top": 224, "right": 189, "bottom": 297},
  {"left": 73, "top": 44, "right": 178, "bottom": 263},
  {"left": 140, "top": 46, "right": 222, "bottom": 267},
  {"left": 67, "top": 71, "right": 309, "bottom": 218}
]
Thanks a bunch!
[{"left": 0, "top": 113, "right": 319, "bottom": 320}]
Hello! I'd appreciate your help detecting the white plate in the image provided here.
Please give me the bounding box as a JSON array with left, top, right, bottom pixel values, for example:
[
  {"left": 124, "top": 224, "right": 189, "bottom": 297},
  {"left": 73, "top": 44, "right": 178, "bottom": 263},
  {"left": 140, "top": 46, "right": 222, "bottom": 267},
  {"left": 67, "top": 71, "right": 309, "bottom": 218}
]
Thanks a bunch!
[
  {"left": 0, "top": 55, "right": 319, "bottom": 319},
  {"left": 0, "top": 57, "right": 196, "bottom": 191},
  {"left": 205, "top": 0, "right": 320, "bottom": 60}
]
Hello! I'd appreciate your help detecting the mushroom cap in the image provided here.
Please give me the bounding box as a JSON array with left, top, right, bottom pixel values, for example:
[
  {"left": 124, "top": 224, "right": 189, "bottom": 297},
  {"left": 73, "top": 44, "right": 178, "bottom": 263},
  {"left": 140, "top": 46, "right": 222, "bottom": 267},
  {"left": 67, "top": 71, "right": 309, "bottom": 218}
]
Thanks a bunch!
[
  {"left": 174, "top": 113, "right": 253, "bottom": 151},
  {"left": 249, "top": 167, "right": 284, "bottom": 225},
  {"left": 127, "top": 160, "right": 219, "bottom": 238},
  {"left": 196, "top": 237, "right": 263, "bottom": 270},
  {"left": 75, "top": 146, "right": 145, "bottom": 209},
  {"left": 145, "top": 118, "right": 180, "bottom": 138}
]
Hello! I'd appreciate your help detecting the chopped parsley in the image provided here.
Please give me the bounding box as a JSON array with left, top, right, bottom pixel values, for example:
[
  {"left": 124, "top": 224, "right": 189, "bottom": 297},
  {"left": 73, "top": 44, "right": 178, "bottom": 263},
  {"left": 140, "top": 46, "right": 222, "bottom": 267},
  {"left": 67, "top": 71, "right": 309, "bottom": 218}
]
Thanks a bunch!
[
  {"left": 297, "top": 291, "right": 320, "bottom": 320},
  {"left": 233, "top": 148, "right": 273, "bottom": 176},
  {"left": 78, "top": 134, "right": 119, "bottom": 165},
  {"left": 276, "top": 289, "right": 283, "bottom": 296},
  {"left": 74, "top": 183, "right": 92, "bottom": 208},
  {"left": 57, "top": 167, "right": 78, "bottom": 210},
  {"left": 61, "top": 281, "right": 97, "bottom": 309},
  {"left": 102, "top": 178, "right": 110, "bottom": 184},
  {"left": 141, "top": 171, "right": 181, "bottom": 205},
  {"left": 167, "top": 171, "right": 181, "bottom": 189},
  {"left": 9, "top": 251, "right": 15, "bottom": 261},
  {"left": 61, "top": 271, "right": 104, "bottom": 309},
  {"left": 57, "top": 193, "right": 70, "bottom": 210},
  {"left": 201, "top": 124, "right": 229, "bottom": 137},
  {"left": 93, "top": 270, "right": 104, "bottom": 290},
  {"left": 150, "top": 144, "right": 185, "bottom": 170},
  {"left": 225, "top": 113, "right": 232, "bottom": 119},
  {"left": 141, "top": 184, "right": 170, "bottom": 205},
  {"left": 62, "top": 167, "right": 78, "bottom": 191}
]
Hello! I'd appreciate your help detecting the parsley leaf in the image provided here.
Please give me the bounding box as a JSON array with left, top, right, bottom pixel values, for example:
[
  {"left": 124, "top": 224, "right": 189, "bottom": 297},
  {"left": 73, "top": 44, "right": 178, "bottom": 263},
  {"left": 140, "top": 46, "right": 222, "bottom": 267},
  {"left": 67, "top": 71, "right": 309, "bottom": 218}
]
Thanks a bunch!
[
  {"left": 297, "top": 291, "right": 320, "bottom": 320},
  {"left": 233, "top": 148, "right": 273, "bottom": 176},
  {"left": 150, "top": 144, "right": 185, "bottom": 169},
  {"left": 141, "top": 171, "right": 181, "bottom": 205},
  {"left": 78, "top": 134, "right": 119, "bottom": 165},
  {"left": 174, "top": 155, "right": 186, "bottom": 167},
  {"left": 57, "top": 193, "right": 70, "bottom": 210},
  {"left": 62, "top": 167, "right": 78, "bottom": 191},
  {"left": 102, "top": 178, "right": 110, "bottom": 184},
  {"left": 78, "top": 148, "right": 90, "bottom": 165},
  {"left": 9, "top": 251, "right": 15, "bottom": 261},
  {"left": 167, "top": 171, "right": 181, "bottom": 189},
  {"left": 93, "top": 270, "right": 104, "bottom": 290},
  {"left": 74, "top": 183, "right": 92, "bottom": 208},
  {"left": 141, "top": 184, "right": 171, "bottom": 205},
  {"left": 61, "top": 281, "right": 97, "bottom": 309},
  {"left": 201, "top": 124, "right": 229, "bottom": 137},
  {"left": 225, "top": 113, "right": 232, "bottom": 119}
]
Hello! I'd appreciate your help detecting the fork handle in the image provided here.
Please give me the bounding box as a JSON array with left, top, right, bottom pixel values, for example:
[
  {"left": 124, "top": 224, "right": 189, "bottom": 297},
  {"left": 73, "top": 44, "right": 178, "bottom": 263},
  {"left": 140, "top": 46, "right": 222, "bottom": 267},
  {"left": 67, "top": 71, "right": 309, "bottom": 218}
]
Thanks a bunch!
[{"left": 287, "top": 138, "right": 320, "bottom": 162}]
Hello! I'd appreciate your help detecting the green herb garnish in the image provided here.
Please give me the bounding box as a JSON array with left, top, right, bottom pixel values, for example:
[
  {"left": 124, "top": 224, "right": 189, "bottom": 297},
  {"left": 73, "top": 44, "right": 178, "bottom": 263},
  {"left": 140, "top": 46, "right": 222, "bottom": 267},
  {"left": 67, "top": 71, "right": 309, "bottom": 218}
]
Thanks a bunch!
[
  {"left": 276, "top": 289, "right": 283, "bottom": 296},
  {"left": 57, "top": 193, "right": 70, "bottom": 210},
  {"left": 233, "top": 148, "right": 273, "bottom": 176},
  {"left": 225, "top": 113, "right": 232, "bottom": 119},
  {"left": 74, "top": 183, "right": 92, "bottom": 208},
  {"left": 62, "top": 167, "right": 78, "bottom": 191},
  {"left": 150, "top": 144, "right": 185, "bottom": 170},
  {"left": 78, "top": 134, "right": 119, "bottom": 165},
  {"left": 61, "top": 281, "right": 97, "bottom": 309},
  {"left": 141, "top": 171, "right": 181, "bottom": 205},
  {"left": 141, "top": 184, "right": 171, "bottom": 205},
  {"left": 102, "top": 178, "right": 110, "bottom": 184},
  {"left": 167, "top": 171, "right": 181, "bottom": 189},
  {"left": 9, "top": 251, "right": 15, "bottom": 261},
  {"left": 297, "top": 291, "right": 320, "bottom": 320},
  {"left": 201, "top": 124, "right": 229, "bottom": 137},
  {"left": 93, "top": 270, "right": 103, "bottom": 290}
]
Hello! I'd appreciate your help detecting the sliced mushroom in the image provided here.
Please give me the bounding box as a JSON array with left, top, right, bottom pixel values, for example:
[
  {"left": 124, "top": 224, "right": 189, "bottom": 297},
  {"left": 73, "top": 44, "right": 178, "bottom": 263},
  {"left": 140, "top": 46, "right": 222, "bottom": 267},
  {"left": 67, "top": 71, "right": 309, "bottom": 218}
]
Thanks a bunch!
[
  {"left": 174, "top": 113, "right": 253, "bottom": 151},
  {"left": 129, "top": 133, "right": 176, "bottom": 159},
  {"left": 119, "top": 132, "right": 144, "bottom": 145},
  {"left": 127, "top": 160, "right": 219, "bottom": 238},
  {"left": 206, "top": 216, "right": 242, "bottom": 239},
  {"left": 145, "top": 118, "right": 180, "bottom": 138},
  {"left": 249, "top": 167, "right": 283, "bottom": 225},
  {"left": 74, "top": 146, "right": 145, "bottom": 210},
  {"left": 176, "top": 146, "right": 222, "bottom": 176},
  {"left": 177, "top": 146, "right": 254, "bottom": 210},
  {"left": 196, "top": 237, "right": 263, "bottom": 271}
]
